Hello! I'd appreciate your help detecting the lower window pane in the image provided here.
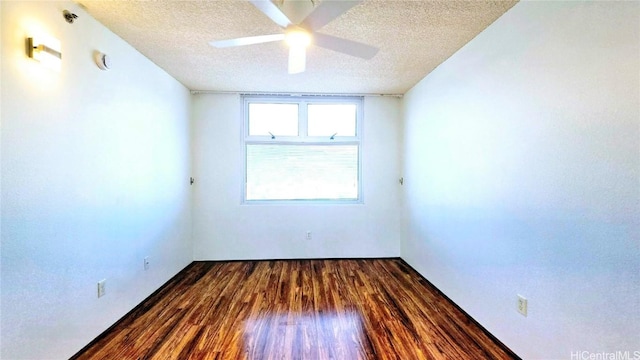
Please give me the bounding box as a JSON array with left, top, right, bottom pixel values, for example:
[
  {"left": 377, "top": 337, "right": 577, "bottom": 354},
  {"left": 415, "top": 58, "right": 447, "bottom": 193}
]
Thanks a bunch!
[{"left": 246, "top": 144, "right": 359, "bottom": 201}]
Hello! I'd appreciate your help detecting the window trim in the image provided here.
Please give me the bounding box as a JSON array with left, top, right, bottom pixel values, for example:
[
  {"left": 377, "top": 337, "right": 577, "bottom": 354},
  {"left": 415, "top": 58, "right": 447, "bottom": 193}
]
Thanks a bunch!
[{"left": 242, "top": 95, "right": 364, "bottom": 205}]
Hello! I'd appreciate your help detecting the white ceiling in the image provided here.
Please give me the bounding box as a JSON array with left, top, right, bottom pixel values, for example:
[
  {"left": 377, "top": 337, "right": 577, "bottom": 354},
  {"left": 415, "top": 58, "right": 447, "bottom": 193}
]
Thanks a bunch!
[{"left": 77, "top": 0, "right": 517, "bottom": 94}]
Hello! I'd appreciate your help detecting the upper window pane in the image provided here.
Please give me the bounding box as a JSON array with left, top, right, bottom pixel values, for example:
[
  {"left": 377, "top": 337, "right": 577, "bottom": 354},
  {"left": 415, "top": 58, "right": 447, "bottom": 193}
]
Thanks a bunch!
[
  {"left": 248, "top": 103, "right": 298, "bottom": 136},
  {"left": 307, "top": 104, "right": 357, "bottom": 137}
]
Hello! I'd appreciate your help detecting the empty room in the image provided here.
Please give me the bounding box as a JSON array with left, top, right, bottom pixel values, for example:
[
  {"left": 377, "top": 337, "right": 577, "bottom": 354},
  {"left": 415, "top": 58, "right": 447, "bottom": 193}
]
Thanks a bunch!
[{"left": 1, "top": 0, "right": 638, "bottom": 359}]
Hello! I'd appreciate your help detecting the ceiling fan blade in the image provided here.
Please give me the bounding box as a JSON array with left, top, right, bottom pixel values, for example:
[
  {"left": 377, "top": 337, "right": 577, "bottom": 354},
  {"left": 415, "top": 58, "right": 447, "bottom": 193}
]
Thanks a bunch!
[
  {"left": 301, "top": 0, "right": 362, "bottom": 31},
  {"left": 313, "top": 33, "right": 378, "bottom": 59},
  {"left": 210, "top": 34, "right": 285, "bottom": 48},
  {"left": 249, "top": 0, "right": 292, "bottom": 28},
  {"left": 288, "top": 46, "right": 306, "bottom": 74}
]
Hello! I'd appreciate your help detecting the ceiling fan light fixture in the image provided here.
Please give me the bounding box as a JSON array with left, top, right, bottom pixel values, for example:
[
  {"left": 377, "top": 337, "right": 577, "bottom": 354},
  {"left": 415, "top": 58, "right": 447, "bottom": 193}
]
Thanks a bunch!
[
  {"left": 285, "top": 28, "right": 311, "bottom": 48},
  {"left": 210, "top": 0, "right": 379, "bottom": 75}
]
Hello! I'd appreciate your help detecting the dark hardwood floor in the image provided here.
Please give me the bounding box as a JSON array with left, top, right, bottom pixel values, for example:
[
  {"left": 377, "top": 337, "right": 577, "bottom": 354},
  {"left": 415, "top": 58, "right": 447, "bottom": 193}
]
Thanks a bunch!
[{"left": 73, "top": 259, "right": 517, "bottom": 359}]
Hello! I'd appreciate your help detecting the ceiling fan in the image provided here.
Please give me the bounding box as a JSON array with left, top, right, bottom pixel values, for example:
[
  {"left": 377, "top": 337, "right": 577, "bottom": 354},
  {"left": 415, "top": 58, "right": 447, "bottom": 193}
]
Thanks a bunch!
[{"left": 210, "top": 0, "right": 379, "bottom": 74}]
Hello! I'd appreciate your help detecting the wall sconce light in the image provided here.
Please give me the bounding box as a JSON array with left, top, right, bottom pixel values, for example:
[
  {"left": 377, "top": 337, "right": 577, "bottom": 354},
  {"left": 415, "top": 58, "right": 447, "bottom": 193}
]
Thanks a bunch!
[{"left": 27, "top": 37, "right": 62, "bottom": 71}]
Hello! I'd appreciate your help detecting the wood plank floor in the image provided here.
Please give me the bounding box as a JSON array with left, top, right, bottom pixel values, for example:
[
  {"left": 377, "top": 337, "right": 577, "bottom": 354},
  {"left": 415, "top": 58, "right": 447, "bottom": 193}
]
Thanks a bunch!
[{"left": 73, "top": 259, "right": 517, "bottom": 360}]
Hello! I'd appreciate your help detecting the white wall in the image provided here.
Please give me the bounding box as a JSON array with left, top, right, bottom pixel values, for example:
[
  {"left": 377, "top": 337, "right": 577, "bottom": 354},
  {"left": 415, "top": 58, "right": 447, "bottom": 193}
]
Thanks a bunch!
[
  {"left": 0, "top": 2, "right": 192, "bottom": 359},
  {"left": 192, "top": 94, "right": 402, "bottom": 260},
  {"left": 401, "top": 2, "right": 639, "bottom": 359}
]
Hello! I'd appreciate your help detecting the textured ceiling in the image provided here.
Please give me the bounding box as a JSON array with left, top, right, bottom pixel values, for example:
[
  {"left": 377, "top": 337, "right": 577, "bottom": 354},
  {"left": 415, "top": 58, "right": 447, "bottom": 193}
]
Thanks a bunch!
[{"left": 77, "top": 0, "right": 517, "bottom": 94}]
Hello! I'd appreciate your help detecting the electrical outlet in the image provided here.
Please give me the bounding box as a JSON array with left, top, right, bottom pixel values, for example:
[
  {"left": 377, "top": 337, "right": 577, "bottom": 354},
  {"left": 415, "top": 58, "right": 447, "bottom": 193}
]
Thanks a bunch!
[
  {"left": 97, "top": 279, "right": 106, "bottom": 298},
  {"left": 306, "top": 231, "right": 312, "bottom": 240},
  {"left": 144, "top": 256, "right": 150, "bottom": 271},
  {"left": 517, "top": 294, "right": 527, "bottom": 317}
]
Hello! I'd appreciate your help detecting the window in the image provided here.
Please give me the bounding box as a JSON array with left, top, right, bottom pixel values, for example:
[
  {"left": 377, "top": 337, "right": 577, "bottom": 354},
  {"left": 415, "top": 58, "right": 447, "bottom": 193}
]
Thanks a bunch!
[{"left": 243, "top": 95, "right": 363, "bottom": 203}]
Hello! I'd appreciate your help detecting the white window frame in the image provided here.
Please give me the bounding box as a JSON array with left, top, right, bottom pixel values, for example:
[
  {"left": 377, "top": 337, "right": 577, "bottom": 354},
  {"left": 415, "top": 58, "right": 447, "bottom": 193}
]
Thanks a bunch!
[{"left": 242, "top": 95, "right": 364, "bottom": 204}]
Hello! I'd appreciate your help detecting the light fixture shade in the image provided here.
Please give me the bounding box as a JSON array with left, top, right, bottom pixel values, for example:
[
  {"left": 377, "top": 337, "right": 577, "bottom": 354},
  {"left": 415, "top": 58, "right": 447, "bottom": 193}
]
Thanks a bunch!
[
  {"left": 284, "top": 28, "right": 311, "bottom": 74},
  {"left": 285, "top": 29, "right": 311, "bottom": 48},
  {"left": 288, "top": 46, "right": 306, "bottom": 74},
  {"left": 28, "top": 36, "right": 62, "bottom": 71}
]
